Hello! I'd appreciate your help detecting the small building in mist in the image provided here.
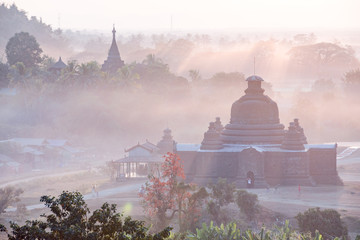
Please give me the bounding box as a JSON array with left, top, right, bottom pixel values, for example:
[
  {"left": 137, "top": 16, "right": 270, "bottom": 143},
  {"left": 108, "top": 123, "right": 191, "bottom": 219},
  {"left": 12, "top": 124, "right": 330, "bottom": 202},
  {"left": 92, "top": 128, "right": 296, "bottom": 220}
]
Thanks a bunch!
[
  {"left": 101, "top": 26, "right": 125, "bottom": 73},
  {"left": 176, "top": 75, "right": 342, "bottom": 187},
  {"left": 112, "top": 128, "right": 176, "bottom": 180},
  {"left": 48, "top": 57, "right": 67, "bottom": 74},
  {"left": 0, "top": 138, "right": 83, "bottom": 171}
]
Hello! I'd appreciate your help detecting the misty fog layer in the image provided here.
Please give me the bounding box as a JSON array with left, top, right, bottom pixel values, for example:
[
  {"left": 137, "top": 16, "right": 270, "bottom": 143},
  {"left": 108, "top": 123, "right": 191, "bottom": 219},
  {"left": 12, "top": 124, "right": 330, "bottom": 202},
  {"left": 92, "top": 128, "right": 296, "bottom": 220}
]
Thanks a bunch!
[
  {"left": 1, "top": 3, "right": 360, "bottom": 155},
  {"left": 1, "top": 77, "right": 360, "bottom": 154}
]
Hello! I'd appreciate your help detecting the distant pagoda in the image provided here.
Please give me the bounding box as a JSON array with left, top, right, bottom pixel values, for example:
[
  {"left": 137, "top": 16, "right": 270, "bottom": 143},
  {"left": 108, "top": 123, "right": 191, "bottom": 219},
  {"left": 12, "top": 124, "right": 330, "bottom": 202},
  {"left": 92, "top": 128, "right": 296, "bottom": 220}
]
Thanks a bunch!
[
  {"left": 101, "top": 26, "right": 124, "bottom": 73},
  {"left": 157, "top": 128, "right": 176, "bottom": 154},
  {"left": 48, "top": 57, "right": 67, "bottom": 73}
]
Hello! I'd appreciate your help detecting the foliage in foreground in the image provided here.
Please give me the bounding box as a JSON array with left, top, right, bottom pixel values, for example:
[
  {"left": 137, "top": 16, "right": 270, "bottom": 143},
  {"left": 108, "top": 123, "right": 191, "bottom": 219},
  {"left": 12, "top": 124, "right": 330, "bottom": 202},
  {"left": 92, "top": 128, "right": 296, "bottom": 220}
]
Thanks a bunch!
[
  {"left": 186, "top": 220, "right": 347, "bottom": 240},
  {"left": 140, "top": 153, "right": 208, "bottom": 232},
  {"left": 206, "top": 178, "right": 260, "bottom": 225},
  {"left": 0, "top": 191, "right": 354, "bottom": 240},
  {"left": 236, "top": 190, "right": 259, "bottom": 221},
  {"left": 296, "top": 207, "right": 348, "bottom": 239},
  {"left": 206, "top": 178, "right": 236, "bottom": 225},
  {"left": 0, "top": 191, "right": 171, "bottom": 240}
]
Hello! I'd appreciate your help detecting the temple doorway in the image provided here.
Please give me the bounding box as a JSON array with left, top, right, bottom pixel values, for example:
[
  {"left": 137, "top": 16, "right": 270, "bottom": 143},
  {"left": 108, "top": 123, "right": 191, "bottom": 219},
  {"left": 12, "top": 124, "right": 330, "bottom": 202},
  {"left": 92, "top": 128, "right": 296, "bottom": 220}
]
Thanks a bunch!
[{"left": 246, "top": 171, "right": 255, "bottom": 188}]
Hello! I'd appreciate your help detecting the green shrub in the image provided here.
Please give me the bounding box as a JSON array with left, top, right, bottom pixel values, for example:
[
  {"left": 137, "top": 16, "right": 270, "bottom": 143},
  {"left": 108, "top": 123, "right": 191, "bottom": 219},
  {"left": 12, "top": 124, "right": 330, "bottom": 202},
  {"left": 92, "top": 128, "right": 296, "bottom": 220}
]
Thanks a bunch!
[
  {"left": 235, "top": 190, "right": 259, "bottom": 220},
  {"left": 295, "top": 207, "right": 348, "bottom": 239},
  {"left": 187, "top": 221, "right": 306, "bottom": 240},
  {"left": 187, "top": 221, "right": 241, "bottom": 240},
  {"left": 206, "top": 178, "right": 236, "bottom": 225}
]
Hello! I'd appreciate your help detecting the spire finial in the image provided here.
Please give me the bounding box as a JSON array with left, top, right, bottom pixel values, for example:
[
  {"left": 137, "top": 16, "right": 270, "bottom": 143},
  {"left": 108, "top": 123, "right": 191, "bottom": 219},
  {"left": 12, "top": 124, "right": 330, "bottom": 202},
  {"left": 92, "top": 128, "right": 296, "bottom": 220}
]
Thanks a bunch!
[{"left": 112, "top": 25, "right": 116, "bottom": 39}]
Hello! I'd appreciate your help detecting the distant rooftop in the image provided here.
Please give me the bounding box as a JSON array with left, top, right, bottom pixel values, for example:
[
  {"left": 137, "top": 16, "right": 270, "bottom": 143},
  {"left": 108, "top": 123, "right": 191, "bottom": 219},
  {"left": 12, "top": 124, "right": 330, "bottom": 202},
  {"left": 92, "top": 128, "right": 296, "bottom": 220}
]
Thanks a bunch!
[{"left": 49, "top": 57, "right": 67, "bottom": 71}]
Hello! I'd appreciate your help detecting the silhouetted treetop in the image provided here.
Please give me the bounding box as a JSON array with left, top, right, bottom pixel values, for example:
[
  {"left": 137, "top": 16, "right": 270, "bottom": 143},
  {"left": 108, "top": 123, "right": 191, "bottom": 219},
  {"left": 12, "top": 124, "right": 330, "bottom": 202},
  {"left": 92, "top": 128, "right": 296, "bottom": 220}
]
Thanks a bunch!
[{"left": 6, "top": 32, "right": 43, "bottom": 67}]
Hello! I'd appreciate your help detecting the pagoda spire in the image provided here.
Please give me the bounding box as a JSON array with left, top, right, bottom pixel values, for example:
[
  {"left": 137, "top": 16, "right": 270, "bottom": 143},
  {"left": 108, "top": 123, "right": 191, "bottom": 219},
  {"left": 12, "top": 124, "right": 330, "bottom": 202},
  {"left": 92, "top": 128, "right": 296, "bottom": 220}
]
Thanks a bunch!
[
  {"left": 101, "top": 25, "right": 124, "bottom": 73},
  {"left": 112, "top": 24, "right": 116, "bottom": 40}
]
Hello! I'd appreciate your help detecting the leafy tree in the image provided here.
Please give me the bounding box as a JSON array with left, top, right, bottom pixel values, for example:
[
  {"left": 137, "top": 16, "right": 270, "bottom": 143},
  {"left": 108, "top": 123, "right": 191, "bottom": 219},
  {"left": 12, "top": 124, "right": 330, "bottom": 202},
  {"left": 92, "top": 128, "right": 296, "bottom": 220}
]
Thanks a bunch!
[
  {"left": 131, "top": 54, "right": 189, "bottom": 94},
  {"left": 206, "top": 178, "right": 236, "bottom": 225},
  {"left": 235, "top": 190, "right": 259, "bottom": 220},
  {"left": 6, "top": 32, "right": 43, "bottom": 67},
  {"left": 343, "top": 68, "right": 360, "bottom": 85},
  {"left": 112, "top": 64, "right": 140, "bottom": 89},
  {"left": 188, "top": 69, "right": 201, "bottom": 82},
  {"left": 0, "top": 224, "right": 6, "bottom": 232},
  {"left": 140, "top": 153, "right": 207, "bottom": 232},
  {"left": 288, "top": 42, "right": 359, "bottom": 78},
  {"left": 0, "top": 187, "right": 23, "bottom": 214},
  {"left": 78, "top": 61, "right": 100, "bottom": 76},
  {"left": 1, "top": 191, "right": 171, "bottom": 239},
  {"left": 76, "top": 61, "right": 101, "bottom": 87},
  {"left": 142, "top": 54, "right": 169, "bottom": 73},
  {"left": 177, "top": 184, "right": 208, "bottom": 232},
  {"left": 7, "top": 62, "right": 31, "bottom": 87},
  {"left": 140, "top": 153, "right": 185, "bottom": 231},
  {"left": 295, "top": 207, "right": 348, "bottom": 239},
  {"left": 0, "top": 62, "right": 9, "bottom": 87},
  {"left": 293, "top": 33, "right": 317, "bottom": 45},
  {"left": 208, "top": 72, "right": 245, "bottom": 88},
  {"left": 289, "top": 42, "right": 357, "bottom": 67},
  {"left": 56, "top": 59, "right": 80, "bottom": 88},
  {"left": 136, "top": 54, "right": 172, "bottom": 87},
  {"left": 0, "top": 4, "right": 68, "bottom": 53}
]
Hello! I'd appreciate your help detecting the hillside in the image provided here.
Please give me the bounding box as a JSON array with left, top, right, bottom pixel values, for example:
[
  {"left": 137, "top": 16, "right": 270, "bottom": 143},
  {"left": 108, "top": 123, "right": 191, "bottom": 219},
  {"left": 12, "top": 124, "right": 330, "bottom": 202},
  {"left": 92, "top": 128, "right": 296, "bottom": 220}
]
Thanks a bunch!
[{"left": 0, "top": 3, "right": 72, "bottom": 61}]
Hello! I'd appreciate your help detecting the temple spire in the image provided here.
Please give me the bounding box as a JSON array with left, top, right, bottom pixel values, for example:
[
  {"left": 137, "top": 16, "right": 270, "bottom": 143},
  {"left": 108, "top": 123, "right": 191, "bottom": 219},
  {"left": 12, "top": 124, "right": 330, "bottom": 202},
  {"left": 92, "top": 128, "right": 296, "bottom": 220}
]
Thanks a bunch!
[
  {"left": 112, "top": 24, "right": 116, "bottom": 40},
  {"left": 101, "top": 26, "right": 124, "bottom": 73}
]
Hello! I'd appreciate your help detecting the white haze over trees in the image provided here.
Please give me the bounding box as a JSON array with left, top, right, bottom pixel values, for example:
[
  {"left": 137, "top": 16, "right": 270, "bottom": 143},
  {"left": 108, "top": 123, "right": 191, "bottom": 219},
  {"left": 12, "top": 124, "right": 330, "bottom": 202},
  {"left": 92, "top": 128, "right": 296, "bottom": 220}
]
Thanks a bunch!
[
  {"left": 1, "top": 0, "right": 360, "bottom": 31},
  {"left": 0, "top": 2, "right": 360, "bottom": 238},
  {"left": 0, "top": 3, "right": 359, "bottom": 155}
]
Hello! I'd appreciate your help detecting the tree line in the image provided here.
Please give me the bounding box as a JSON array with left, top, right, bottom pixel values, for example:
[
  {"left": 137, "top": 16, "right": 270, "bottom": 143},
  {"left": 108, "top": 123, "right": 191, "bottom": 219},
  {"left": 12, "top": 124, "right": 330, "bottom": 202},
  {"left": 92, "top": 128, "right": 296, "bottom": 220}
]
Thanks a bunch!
[{"left": 0, "top": 31, "right": 255, "bottom": 94}]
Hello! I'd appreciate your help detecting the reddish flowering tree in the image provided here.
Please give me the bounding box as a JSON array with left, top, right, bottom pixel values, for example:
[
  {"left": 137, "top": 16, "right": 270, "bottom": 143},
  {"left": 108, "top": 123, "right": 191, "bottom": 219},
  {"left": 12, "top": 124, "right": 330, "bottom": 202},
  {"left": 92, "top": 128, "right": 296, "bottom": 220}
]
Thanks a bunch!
[{"left": 139, "top": 153, "right": 207, "bottom": 232}]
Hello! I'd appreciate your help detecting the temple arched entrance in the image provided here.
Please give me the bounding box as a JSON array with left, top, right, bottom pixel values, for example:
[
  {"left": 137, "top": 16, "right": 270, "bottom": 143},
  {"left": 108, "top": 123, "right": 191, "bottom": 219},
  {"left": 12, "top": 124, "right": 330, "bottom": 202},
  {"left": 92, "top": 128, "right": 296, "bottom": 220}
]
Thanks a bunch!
[{"left": 246, "top": 171, "right": 255, "bottom": 188}]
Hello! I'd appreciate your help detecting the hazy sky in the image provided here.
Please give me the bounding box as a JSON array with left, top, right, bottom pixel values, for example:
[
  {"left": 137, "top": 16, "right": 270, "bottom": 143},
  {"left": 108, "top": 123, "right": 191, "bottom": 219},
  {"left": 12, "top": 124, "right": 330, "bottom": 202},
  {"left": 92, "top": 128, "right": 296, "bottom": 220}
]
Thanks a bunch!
[{"left": 3, "top": 0, "right": 360, "bottom": 32}]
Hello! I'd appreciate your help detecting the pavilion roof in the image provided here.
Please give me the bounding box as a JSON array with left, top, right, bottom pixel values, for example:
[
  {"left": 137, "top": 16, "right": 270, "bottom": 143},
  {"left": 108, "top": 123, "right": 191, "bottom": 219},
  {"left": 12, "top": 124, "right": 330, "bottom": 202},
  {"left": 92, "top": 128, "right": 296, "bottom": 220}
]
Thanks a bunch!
[{"left": 49, "top": 57, "right": 67, "bottom": 70}]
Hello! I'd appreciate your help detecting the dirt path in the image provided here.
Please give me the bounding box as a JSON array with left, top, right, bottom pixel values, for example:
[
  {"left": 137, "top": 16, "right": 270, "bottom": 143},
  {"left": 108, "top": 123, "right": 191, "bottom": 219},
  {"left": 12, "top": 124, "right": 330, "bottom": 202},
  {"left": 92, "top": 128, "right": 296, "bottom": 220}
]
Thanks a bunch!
[
  {"left": 5, "top": 181, "right": 143, "bottom": 212},
  {"left": 0, "top": 169, "right": 88, "bottom": 188},
  {"left": 249, "top": 185, "right": 360, "bottom": 215},
  {"left": 4, "top": 155, "right": 359, "bottom": 216}
]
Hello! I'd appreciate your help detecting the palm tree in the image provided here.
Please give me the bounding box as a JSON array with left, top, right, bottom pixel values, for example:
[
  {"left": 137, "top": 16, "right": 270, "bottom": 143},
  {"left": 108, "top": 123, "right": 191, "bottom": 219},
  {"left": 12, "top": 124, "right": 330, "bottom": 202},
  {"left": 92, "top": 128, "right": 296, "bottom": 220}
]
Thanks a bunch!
[
  {"left": 142, "top": 54, "right": 169, "bottom": 72},
  {"left": 112, "top": 64, "right": 140, "bottom": 90},
  {"left": 76, "top": 61, "right": 101, "bottom": 88}
]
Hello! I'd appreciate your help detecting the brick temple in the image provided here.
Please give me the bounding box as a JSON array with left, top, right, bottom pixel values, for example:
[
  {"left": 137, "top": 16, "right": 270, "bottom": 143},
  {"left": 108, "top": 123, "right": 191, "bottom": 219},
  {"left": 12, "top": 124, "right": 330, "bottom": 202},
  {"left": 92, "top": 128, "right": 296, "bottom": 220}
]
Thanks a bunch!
[{"left": 175, "top": 75, "right": 342, "bottom": 187}]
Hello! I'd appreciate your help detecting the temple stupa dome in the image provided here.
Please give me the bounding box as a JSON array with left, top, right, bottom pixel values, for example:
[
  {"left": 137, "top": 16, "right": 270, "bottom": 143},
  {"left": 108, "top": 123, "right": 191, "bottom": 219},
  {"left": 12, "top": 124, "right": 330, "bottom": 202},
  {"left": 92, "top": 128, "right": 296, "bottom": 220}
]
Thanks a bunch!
[
  {"left": 246, "top": 75, "right": 264, "bottom": 82},
  {"left": 221, "top": 75, "right": 285, "bottom": 144}
]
